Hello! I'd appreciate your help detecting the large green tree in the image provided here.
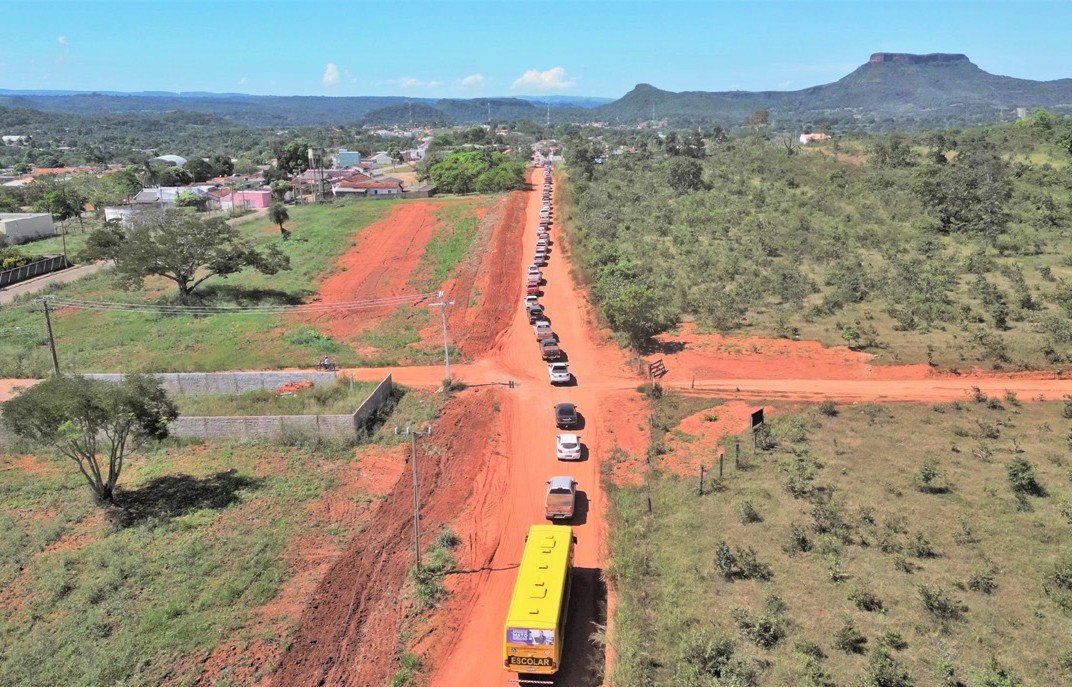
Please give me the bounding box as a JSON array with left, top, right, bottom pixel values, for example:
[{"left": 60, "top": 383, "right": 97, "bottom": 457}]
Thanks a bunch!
[
  {"left": 427, "top": 150, "right": 525, "bottom": 194},
  {"left": 81, "top": 210, "right": 290, "bottom": 301},
  {"left": 0, "top": 374, "right": 178, "bottom": 504}
]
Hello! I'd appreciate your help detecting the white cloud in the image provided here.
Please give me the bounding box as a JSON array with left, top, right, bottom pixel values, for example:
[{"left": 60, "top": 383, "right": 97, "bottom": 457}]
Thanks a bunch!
[
  {"left": 427, "top": 80, "right": 444, "bottom": 89},
  {"left": 239, "top": 76, "right": 247, "bottom": 85},
  {"left": 56, "top": 35, "right": 69, "bottom": 64},
  {"left": 322, "top": 63, "right": 340, "bottom": 87},
  {"left": 776, "top": 80, "right": 793, "bottom": 89},
  {"left": 391, "top": 77, "right": 422, "bottom": 89},
  {"left": 511, "top": 67, "right": 576, "bottom": 91},
  {"left": 461, "top": 73, "right": 485, "bottom": 87}
]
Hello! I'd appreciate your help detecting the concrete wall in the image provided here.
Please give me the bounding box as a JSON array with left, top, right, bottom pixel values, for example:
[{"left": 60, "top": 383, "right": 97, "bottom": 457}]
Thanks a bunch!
[
  {"left": 83, "top": 371, "right": 339, "bottom": 396},
  {"left": 170, "top": 412, "right": 358, "bottom": 439},
  {"left": 1, "top": 373, "right": 394, "bottom": 442},
  {"left": 169, "top": 373, "right": 394, "bottom": 439},
  {"left": 0, "top": 213, "right": 55, "bottom": 243}
]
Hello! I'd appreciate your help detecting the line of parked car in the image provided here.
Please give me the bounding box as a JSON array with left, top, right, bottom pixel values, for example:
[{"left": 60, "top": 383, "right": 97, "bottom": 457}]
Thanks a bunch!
[{"left": 528, "top": 161, "right": 581, "bottom": 521}]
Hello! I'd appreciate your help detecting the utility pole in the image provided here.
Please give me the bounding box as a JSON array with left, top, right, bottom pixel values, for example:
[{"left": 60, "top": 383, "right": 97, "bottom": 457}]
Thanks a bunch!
[
  {"left": 40, "top": 297, "right": 60, "bottom": 375},
  {"left": 395, "top": 425, "right": 432, "bottom": 572},
  {"left": 429, "top": 291, "right": 455, "bottom": 383}
]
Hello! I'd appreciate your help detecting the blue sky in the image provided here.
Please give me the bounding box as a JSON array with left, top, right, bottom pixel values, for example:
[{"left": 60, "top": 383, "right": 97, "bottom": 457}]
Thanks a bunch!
[{"left": 2, "top": 0, "right": 1070, "bottom": 98}]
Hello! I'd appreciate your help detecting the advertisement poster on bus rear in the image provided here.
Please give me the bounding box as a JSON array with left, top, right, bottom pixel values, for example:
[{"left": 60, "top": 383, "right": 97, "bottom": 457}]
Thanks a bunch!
[{"left": 506, "top": 627, "right": 555, "bottom": 645}]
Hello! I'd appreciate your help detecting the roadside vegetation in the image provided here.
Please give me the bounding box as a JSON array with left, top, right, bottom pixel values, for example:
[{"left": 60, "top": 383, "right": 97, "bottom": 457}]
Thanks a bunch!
[
  {"left": 175, "top": 379, "right": 381, "bottom": 417},
  {"left": 563, "top": 111, "right": 1072, "bottom": 368},
  {"left": 0, "top": 384, "right": 439, "bottom": 686},
  {"left": 607, "top": 394, "right": 1072, "bottom": 686},
  {"left": 419, "top": 149, "right": 527, "bottom": 194}
]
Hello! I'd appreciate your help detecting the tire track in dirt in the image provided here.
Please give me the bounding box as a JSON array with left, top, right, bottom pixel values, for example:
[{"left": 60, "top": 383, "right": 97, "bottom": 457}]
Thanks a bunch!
[{"left": 448, "top": 190, "right": 526, "bottom": 358}]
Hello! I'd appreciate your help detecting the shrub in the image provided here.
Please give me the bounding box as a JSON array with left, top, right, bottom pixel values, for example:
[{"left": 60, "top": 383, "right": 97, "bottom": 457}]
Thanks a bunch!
[
  {"left": 679, "top": 628, "right": 737, "bottom": 679},
  {"left": 736, "top": 546, "right": 774, "bottom": 581},
  {"left": 1058, "top": 650, "right": 1072, "bottom": 675},
  {"left": 970, "top": 657, "right": 1023, "bottom": 687},
  {"left": 862, "top": 646, "right": 914, "bottom": 687},
  {"left": 919, "top": 584, "right": 967, "bottom": 623},
  {"left": 731, "top": 596, "right": 788, "bottom": 650},
  {"left": 1043, "top": 555, "right": 1072, "bottom": 611},
  {"left": 784, "top": 522, "right": 812, "bottom": 555},
  {"left": 739, "top": 500, "right": 762, "bottom": 524},
  {"left": 810, "top": 495, "right": 850, "bottom": 539},
  {"left": 968, "top": 569, "right": 997, "bottom": 594},
  {"left": 878, "top": 631, "right": 907, "bottom": 651},
  {"left": 916, "top": 458, "right": 949, "bottom": 493},
  {"left": 1060, "top": 499, "right": 1072, "bottom": 526},
  {"left": 715, "top": 541, "right": 737, "bottom": 580},
  {"left": 1006, "top": 457, "right": 1044, "bottom": 496},
  {"left": 849, "top": 582, "right": 885, "bottom": 612},
  {"left": 715, "top": 540, "right": 773, "bottom": 581},
  {"left": 953, "top": 517, "right": 979, "bottom": 545},
  {"left": 818, "top": 400, "right": 838, "bottom": 417},
  {"left": 906, "top": 531, "right": 938, "bottom": 558},
  {"left": 832, "top": 618, "right": 867, "bottom": 654},
  {"left": 795, "top": 640, "right": 826, "bottom": 660}
]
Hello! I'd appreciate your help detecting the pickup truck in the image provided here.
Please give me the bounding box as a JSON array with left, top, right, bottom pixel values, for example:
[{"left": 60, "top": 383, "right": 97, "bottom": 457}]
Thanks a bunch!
[
  {"left": 533, "top": 320, "right": 553, "bottom": 340},
  {"left": 544, "top": 476, "right": 577, "bottom": 520},
  {"left": 539, "top": 337, "right": 562, "bottom": 361}
]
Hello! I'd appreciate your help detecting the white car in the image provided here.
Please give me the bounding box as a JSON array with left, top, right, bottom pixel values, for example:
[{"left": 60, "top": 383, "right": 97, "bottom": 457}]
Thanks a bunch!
[
  {"left": 525, "top": 295, "right": 540, "bottom": 308},
  {"left": 528, "top": 267, "right": 542, "bottom": 280},
  {"left": 548, "top": 362, "right": 570, "bottom": 385},
  {"left": 556, "top": 433, "right": 581, "bottom": 460}
]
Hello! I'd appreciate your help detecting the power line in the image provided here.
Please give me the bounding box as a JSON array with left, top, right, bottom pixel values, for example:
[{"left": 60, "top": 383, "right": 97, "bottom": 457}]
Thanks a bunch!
[{"left": 37, "top": 292, "right": 436, "bottom": 316}]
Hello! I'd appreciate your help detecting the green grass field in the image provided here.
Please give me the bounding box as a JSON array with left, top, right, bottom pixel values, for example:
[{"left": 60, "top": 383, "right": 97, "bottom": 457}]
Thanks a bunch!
[
  {"left": 0, "top": 198, "right": 485, "bottom": 377},
  {"left": 608, "top": 394, "right": 1072, "bottom": 686},
  {"left": 0, "top": 385, "right": 441, "bottom": 687}
]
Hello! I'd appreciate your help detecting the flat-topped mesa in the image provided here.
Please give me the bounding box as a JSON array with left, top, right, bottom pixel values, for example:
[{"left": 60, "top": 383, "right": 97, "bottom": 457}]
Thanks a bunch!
[{"left": 869, "top": 52, "right": 970, "bottom": 64}]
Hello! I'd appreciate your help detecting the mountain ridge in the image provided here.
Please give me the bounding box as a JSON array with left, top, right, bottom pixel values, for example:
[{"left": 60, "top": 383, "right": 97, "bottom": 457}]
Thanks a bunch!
[{"left": 2, "top": 54, "right": 1072, "bottom": 130}]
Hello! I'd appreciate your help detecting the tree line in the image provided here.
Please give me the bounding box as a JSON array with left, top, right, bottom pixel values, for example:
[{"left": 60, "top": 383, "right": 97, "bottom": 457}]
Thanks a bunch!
[{"left": 562, "top": 110, "right": 1072, "bottom": 366}]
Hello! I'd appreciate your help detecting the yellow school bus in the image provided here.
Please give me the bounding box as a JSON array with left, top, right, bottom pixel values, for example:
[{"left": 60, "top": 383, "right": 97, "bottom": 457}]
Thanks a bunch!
[{"left": 503, "top": 524, "right": 575, "bottom": 676}]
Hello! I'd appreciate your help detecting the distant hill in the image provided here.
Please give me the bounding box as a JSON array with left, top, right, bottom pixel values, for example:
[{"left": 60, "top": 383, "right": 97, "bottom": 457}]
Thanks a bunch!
[
  {"left": 595, "top": 53, "right": 1072, "bottom": 130},
  {"left": 516, "top": 95, "right": 615, "bottom": 108},
  {"left": 2, "top": 55, "right": 1072, "bottom": 131}
]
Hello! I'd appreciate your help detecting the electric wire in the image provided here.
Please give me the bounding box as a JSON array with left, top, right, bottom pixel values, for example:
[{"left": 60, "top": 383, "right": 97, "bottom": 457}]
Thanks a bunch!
[{"left": 36, "top": 292, "right": 436, "bottom": 316}]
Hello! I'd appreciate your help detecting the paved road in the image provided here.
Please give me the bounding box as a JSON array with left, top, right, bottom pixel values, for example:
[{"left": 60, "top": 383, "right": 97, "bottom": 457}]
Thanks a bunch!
[{"left": 0, "top": 262, "right": 108, "bottom": 305}]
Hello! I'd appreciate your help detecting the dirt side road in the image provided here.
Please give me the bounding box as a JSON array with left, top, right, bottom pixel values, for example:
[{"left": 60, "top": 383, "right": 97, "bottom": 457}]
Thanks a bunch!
[{"left": 301, "top": 201, "right": 442, "bottom": 341}]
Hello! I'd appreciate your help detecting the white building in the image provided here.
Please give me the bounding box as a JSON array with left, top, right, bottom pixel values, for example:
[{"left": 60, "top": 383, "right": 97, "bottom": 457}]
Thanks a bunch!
[{"left": 0, "top": 213, "right": 55, "bottom": 244}]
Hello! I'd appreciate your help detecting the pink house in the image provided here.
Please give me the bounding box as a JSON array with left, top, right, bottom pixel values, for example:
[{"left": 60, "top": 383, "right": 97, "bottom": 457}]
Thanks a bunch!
[{"left": 232, "top": 189, "right": 273, "bottom": 209}]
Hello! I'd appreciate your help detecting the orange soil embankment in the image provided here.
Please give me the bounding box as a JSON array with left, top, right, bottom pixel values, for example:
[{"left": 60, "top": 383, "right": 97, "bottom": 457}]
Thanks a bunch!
[{"left": 269, "top": 389, "right": 503, "bottom": 687}]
